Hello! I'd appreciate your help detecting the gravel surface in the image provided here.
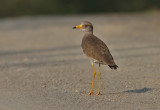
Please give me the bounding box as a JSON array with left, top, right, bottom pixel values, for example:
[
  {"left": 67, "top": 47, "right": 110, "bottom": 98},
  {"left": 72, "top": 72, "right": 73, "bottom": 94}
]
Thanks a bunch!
[{"left": 0, "top": 13, "right": 160, "bottom": 110}]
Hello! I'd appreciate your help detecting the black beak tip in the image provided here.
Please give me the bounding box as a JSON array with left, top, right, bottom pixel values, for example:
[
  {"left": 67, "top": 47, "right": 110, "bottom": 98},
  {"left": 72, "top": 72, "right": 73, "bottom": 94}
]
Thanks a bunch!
[{"left": 72, "top": 26, "right": 76, "bottom": 29}]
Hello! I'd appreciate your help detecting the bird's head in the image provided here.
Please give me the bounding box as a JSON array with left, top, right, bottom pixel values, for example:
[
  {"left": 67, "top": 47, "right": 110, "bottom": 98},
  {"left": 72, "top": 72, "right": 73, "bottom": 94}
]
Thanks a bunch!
[{"left": 73, "top": 21, "right": 93, "bottom": 33}]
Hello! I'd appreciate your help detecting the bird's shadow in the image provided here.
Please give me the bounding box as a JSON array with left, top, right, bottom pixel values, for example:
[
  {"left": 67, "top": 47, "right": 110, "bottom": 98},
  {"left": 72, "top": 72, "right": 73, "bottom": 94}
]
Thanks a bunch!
[
  {"left": 105, "top": 87, "right": 153, "bottom": 96},
  {"left": 124, "top": 87, "right": 153, "bottom": 93}
]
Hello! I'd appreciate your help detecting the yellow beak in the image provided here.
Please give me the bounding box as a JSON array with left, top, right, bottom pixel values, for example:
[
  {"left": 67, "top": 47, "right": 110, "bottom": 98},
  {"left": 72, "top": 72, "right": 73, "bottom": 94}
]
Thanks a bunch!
[{"left": 73, "top": 25, "right": 82, "bottom": 29}]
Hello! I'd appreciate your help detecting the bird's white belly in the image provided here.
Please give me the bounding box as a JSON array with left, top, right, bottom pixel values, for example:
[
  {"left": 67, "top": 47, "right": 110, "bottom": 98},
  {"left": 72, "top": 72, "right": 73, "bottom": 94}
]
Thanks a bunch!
[{"left": 90, "top": 58, "right": 105, "bottom": 64}]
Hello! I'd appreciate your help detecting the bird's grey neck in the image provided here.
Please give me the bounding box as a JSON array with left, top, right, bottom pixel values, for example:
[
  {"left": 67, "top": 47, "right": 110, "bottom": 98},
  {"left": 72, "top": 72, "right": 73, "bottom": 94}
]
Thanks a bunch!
[{"left": 84, "top": 31, "right": 93, "bottom": 34}]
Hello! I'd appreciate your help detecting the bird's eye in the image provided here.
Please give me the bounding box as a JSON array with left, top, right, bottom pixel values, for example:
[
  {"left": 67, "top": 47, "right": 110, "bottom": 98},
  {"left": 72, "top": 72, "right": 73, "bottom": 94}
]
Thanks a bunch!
[{"left": 84, "top": 25, "right": 87, "bottom": 27}]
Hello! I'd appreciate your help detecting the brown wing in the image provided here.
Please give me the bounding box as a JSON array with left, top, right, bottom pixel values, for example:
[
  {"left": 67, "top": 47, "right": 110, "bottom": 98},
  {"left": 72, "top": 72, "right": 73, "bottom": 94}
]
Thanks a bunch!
[{"left": 82, "top": 34, "right": 116, "bottom": 66}]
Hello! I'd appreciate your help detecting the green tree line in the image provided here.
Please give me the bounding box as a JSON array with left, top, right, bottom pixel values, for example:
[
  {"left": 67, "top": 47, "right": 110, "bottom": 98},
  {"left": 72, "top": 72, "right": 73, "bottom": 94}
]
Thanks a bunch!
[{"left": 0, "top": 0, "right": 160, "bottom": 17}]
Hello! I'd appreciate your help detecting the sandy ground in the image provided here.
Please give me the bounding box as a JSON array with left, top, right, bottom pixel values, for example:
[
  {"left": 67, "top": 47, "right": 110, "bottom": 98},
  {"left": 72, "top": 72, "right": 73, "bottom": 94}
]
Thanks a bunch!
[{"left": 0, "top": 13, "right": 160, "bottom": 110}]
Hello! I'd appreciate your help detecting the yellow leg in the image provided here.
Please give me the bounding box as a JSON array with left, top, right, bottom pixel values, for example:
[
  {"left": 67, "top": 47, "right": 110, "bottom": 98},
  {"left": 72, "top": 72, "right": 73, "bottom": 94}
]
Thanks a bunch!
[
  {"left": 95, "top": 64, "right": 102, "bottom": 95},
  {"left": 88, "top": 63, "right": 96, "bottom": 95}
]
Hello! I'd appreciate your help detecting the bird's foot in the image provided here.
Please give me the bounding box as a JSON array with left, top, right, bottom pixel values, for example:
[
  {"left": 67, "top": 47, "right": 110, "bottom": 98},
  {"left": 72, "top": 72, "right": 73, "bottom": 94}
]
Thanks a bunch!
[
  {"left": 95, "top": 92, "right": 102, "bottom": 96},
  {"left": 87, "top": 91, "right": 94, "bottom": 96}
]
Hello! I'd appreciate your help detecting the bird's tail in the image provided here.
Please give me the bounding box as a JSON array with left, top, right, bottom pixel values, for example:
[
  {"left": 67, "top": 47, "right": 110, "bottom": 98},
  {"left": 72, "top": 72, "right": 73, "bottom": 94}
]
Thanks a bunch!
[{"left": 108, "top": 65, "right": 118, "bottom": 70}]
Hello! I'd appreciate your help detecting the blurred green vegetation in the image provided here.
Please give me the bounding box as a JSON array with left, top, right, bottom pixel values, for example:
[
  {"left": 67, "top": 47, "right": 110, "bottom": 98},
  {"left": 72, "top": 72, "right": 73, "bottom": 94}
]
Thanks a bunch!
[{"left": 0, "top": 0, "right": 160, "bottom": 17}]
